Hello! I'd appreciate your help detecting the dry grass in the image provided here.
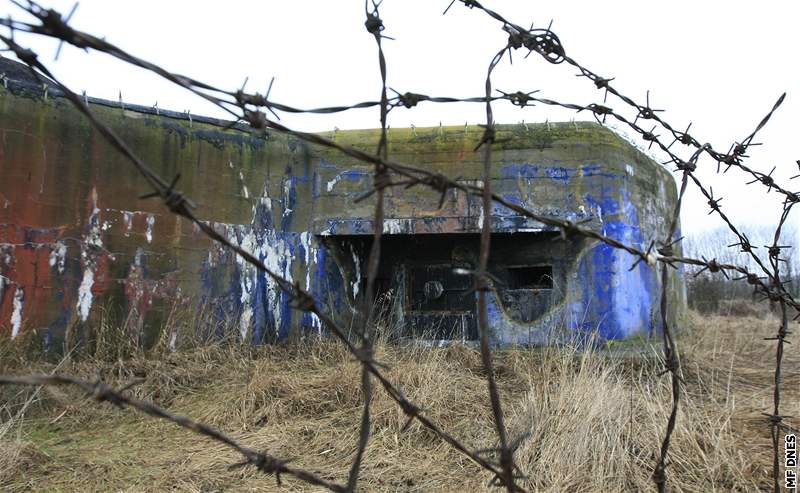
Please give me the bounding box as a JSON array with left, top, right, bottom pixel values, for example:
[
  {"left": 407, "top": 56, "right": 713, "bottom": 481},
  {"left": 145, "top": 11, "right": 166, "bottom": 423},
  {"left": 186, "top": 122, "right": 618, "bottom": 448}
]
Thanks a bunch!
[{"left": 0, "top": 312, "right": 797, "bottom": 492}]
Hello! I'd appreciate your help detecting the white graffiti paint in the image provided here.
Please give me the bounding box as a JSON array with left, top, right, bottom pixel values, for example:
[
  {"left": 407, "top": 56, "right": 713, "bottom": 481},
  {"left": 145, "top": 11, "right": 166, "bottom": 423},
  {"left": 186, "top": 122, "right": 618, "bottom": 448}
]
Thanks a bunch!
[
  {"left": 10, "top": 286, "right": 23, "bottom": 339},
  {"left": 382, "top": 218, "right": 405, "bottom": 234},
  {"left": 284, "top": 179, "right": 292, "bottom": 202},
  {"left": 118, "top": 210, "right": 160, "bottom": 241},
  {"left": 75, "top": 187, "right": 103, "bottom": 323},
  {"left": 309, "top": 311, "right": 322, "bottom": 333},
  {"left": 225, "top": 225, "right": 289, "bottom": 339},
  {"left": 145, "top": 214, "right": 155, "bottom": 243},
  {"left": 206, "top": 249, "right": 216, "bottom": 268},
  {"left": 222, "top": 225, "right": 321, "bottom": 338},
  {"left": 237, "top": 228, "right": 256, "bottom": 340},
  {"left": 0, "top": 275, "right": 5, "bottom": 305},
  {"left": 349, "top": 243, "right": 361, "bottom": 299},
  {"left": 473, "top": 180, "right": 486, "bottom": 231},
  {"left": 326, "top": 173, "right": 345, "bottom": 192},
  {"left": 86, "top": 189, "right": 103, "bottom": 248},
  {"left": 48, "top": 241, "right": 67, "bottom": 274},
  {"left": 239, "top": 170, "right": 250, "bottom": 199},
  {"left": 625, "top": 164, "right": 635, "bottom": 176},
  {"left": 123, "top": 211, "right": 134, "bottom": 236},
  {"left": 281, "top": 178, "right": 294, "bottom": 220},
  {"left": 300, "top": 232, "right": 312, "bottom": 291},
  {"left": 260, "top": 196, "right": 272, "bottom": 213},
  {"left": 76, "top": 268, "right": 94, "bottom": 322},
  {"left": 133, "top": 247, "right": 144, "bottom": 267},
  {"left": 239, "top": 300, "right": 253, "bottom": 340},
  {"left": 211, "top": 176, "right": 325, "bottom": 338},
  {"left": 299, "top": 232, "right": 322, "bottom": 333}
]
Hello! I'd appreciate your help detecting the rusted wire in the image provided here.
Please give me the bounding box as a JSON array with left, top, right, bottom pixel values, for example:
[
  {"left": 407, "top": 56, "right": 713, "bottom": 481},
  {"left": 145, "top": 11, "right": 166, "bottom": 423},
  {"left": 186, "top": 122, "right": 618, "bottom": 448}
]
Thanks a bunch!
[
  {"left": 475, "top": 45, "right": 518, "bottom": 492},
  {"left": 0, "top": 32, "right": 527, "bottom": 492},
  {"left": 652, "top": 165, "right": 690, "bottom": 493},
  {"left": 764, "top": 203, "right": 796, "bottom": 493},
  {"left": 1, "top": 1, "right": 797, "bottom": 491},
  {"left": 345, "top": 2, "right": 389, "bottom": 490},
  {"left": 0, "top": 374, "right": 347, "bottom": 492}
]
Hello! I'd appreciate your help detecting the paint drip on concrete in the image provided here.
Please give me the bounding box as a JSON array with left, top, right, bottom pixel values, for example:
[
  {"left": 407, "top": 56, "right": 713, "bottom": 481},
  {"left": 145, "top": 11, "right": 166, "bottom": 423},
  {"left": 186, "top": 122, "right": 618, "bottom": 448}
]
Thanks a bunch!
[{"left": 0, "top": 60, "right": 685, "bottom": 351}]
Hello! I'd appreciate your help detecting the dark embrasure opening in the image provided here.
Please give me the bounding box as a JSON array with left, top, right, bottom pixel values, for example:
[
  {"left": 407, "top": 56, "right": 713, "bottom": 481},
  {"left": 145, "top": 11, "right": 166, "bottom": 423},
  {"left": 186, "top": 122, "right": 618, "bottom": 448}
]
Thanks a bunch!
[
  {"left": 325, "top": 231, "right": 574, "bottom": 340},
  {"left": 507, "top": 265, "right": 554, "bottom": 290}
]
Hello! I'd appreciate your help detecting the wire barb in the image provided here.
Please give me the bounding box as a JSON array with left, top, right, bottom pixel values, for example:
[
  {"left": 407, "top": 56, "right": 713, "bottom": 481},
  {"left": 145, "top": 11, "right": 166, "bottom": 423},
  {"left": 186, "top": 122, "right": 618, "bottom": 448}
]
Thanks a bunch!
[{"left": 1, "top": 1, "right": 797, "bottom": 491}]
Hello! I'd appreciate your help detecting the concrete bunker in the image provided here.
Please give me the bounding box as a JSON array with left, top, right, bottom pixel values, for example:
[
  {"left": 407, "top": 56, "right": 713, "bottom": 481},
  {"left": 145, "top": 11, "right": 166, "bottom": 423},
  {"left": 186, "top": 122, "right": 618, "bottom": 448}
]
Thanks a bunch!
[{"left": 0, "top": 57, "right": 686, "bottom": 351}]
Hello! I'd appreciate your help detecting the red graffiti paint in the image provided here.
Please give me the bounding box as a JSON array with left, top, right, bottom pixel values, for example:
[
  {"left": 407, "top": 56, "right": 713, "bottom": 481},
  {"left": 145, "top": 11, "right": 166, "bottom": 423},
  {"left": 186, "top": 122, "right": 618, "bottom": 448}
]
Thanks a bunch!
[{"left": 0, "top": 224, "right": 63, "bottom": 336}]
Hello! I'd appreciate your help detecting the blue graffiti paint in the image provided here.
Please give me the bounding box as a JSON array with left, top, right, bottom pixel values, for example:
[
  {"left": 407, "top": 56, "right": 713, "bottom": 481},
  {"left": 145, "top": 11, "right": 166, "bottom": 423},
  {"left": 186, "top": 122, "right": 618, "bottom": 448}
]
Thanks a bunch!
[
  {"left": 580, "top": 162, "right": 622, "bottom": 179},
  {"left": 309, "top": 246, "right": 346, "bottom": 334},
  {"left": 195, "top": 144, "right": 674, "bottom": 347},
  {"left": 569, "top": 186, "right": 658, "bottom": 341},
  {"left": 544, "top": 166, "right": 570, "bottom": 182},
  {"left": 251, "top": 267, "right": 269, "bottom": 344},
  {"left": 280, "top": 167, "right": 297, "bottom": 233},
  {"left": 583, "top": 189, "right": 621, "bottom": 218},
  {"left": 494, "top": 193, "right": 525, "bottom": 218},
  {"left": 499, "top": 163, "right": 539, "bottom": 178},
  {"left": 276, "top": 239, "right": 294, "bottom": 340},
  {"left": 502, "top": 162, "right": 623, "bottom": 184}
]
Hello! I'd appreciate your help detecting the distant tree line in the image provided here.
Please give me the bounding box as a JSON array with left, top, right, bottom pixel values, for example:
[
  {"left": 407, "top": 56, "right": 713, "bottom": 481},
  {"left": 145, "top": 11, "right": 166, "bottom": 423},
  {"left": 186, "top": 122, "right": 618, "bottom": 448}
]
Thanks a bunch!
[{"left": 683, "top": 224, "right": 800, "bottom": 314}]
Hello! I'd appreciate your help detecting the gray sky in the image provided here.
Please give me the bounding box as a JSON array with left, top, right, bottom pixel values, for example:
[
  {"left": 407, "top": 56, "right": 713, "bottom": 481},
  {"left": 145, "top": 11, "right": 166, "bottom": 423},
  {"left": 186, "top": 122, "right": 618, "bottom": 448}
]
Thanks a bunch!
[{"left": 3, "top": 0, "right": 799, "bottom": 236}]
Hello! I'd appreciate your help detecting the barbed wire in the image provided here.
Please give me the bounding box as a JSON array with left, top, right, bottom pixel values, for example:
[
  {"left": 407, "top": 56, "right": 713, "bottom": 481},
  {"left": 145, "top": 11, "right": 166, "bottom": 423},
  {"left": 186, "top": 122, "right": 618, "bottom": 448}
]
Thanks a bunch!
[
  {"left": 476, "top": 42, "right": 518, "bottom": 492},
  {"left": 0, "top": 1, "right": 796, "bottom": 491},
  {"left": 0, "top": 4, "right": 530, "bottom": 490},
  {"left": 0, "top": 374, "right": 348, "bottom": 491}
]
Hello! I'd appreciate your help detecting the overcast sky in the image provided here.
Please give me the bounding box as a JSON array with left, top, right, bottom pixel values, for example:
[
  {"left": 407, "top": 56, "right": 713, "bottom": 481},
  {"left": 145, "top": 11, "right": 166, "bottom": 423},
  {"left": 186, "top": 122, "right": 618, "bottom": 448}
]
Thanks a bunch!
[{"left": 3, "top": 0, "right": 799, "bottom": 237}]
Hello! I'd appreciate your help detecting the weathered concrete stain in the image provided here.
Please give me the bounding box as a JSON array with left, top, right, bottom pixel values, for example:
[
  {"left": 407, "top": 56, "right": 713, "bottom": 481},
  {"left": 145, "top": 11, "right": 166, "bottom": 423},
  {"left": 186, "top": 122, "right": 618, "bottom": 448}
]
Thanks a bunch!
[{"left": 0, "top": 57, "right": 685, "bottom": 351}]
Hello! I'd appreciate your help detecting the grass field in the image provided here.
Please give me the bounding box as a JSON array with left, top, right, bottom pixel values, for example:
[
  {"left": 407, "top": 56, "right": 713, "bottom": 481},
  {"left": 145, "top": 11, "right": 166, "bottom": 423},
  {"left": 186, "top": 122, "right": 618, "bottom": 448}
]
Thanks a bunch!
[{"left": 1, "top": 312, "right": 797, "bottom": 492}]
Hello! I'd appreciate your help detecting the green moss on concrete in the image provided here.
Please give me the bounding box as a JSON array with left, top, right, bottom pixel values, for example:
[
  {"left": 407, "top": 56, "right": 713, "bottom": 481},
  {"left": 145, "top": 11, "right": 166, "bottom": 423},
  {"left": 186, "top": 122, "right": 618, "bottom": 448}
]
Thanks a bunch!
[
  {"left": 321, "top": 122, "right": 634, "bottom": 155},
  {"left": 314, "top": 122, "right": 671, "bottom": 185}
]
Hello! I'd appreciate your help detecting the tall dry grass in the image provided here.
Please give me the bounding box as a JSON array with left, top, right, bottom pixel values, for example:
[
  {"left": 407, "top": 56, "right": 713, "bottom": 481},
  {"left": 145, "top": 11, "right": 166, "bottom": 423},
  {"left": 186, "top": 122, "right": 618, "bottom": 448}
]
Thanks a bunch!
[{"left": 0, "top": 311, "right": 796, "bottom": 492}]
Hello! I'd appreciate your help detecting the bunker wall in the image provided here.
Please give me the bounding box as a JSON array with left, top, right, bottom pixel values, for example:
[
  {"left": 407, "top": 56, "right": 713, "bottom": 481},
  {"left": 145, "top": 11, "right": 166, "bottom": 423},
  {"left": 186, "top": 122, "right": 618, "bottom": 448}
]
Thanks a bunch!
[{"left": 0, "top": 82, "right": 685, "bottom": 352}]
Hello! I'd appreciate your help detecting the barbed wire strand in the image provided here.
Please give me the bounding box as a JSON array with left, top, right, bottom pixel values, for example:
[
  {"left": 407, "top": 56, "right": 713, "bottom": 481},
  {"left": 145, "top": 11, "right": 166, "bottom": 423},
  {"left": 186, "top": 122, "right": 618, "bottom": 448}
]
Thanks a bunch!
[
  {"left": 2, "top": 3, "right": 797, "bottom": 304},
  {"left": 0, "top": 374, "right": 348, "bottom": 491},
  {"left": 0, "top": 19, "right": 527, "bottom": 493},
  {"left": 765, "top": 203, "right": 795, "bottom": 493},
  {"left": 0, "top": 1, "right": 796, "bottom": 490},
  {"left": 345, "top": 2, "right": 390, "bottom": 490},
  {"left": 476, "top": 44, "right": 517, "bottom": 492}
]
